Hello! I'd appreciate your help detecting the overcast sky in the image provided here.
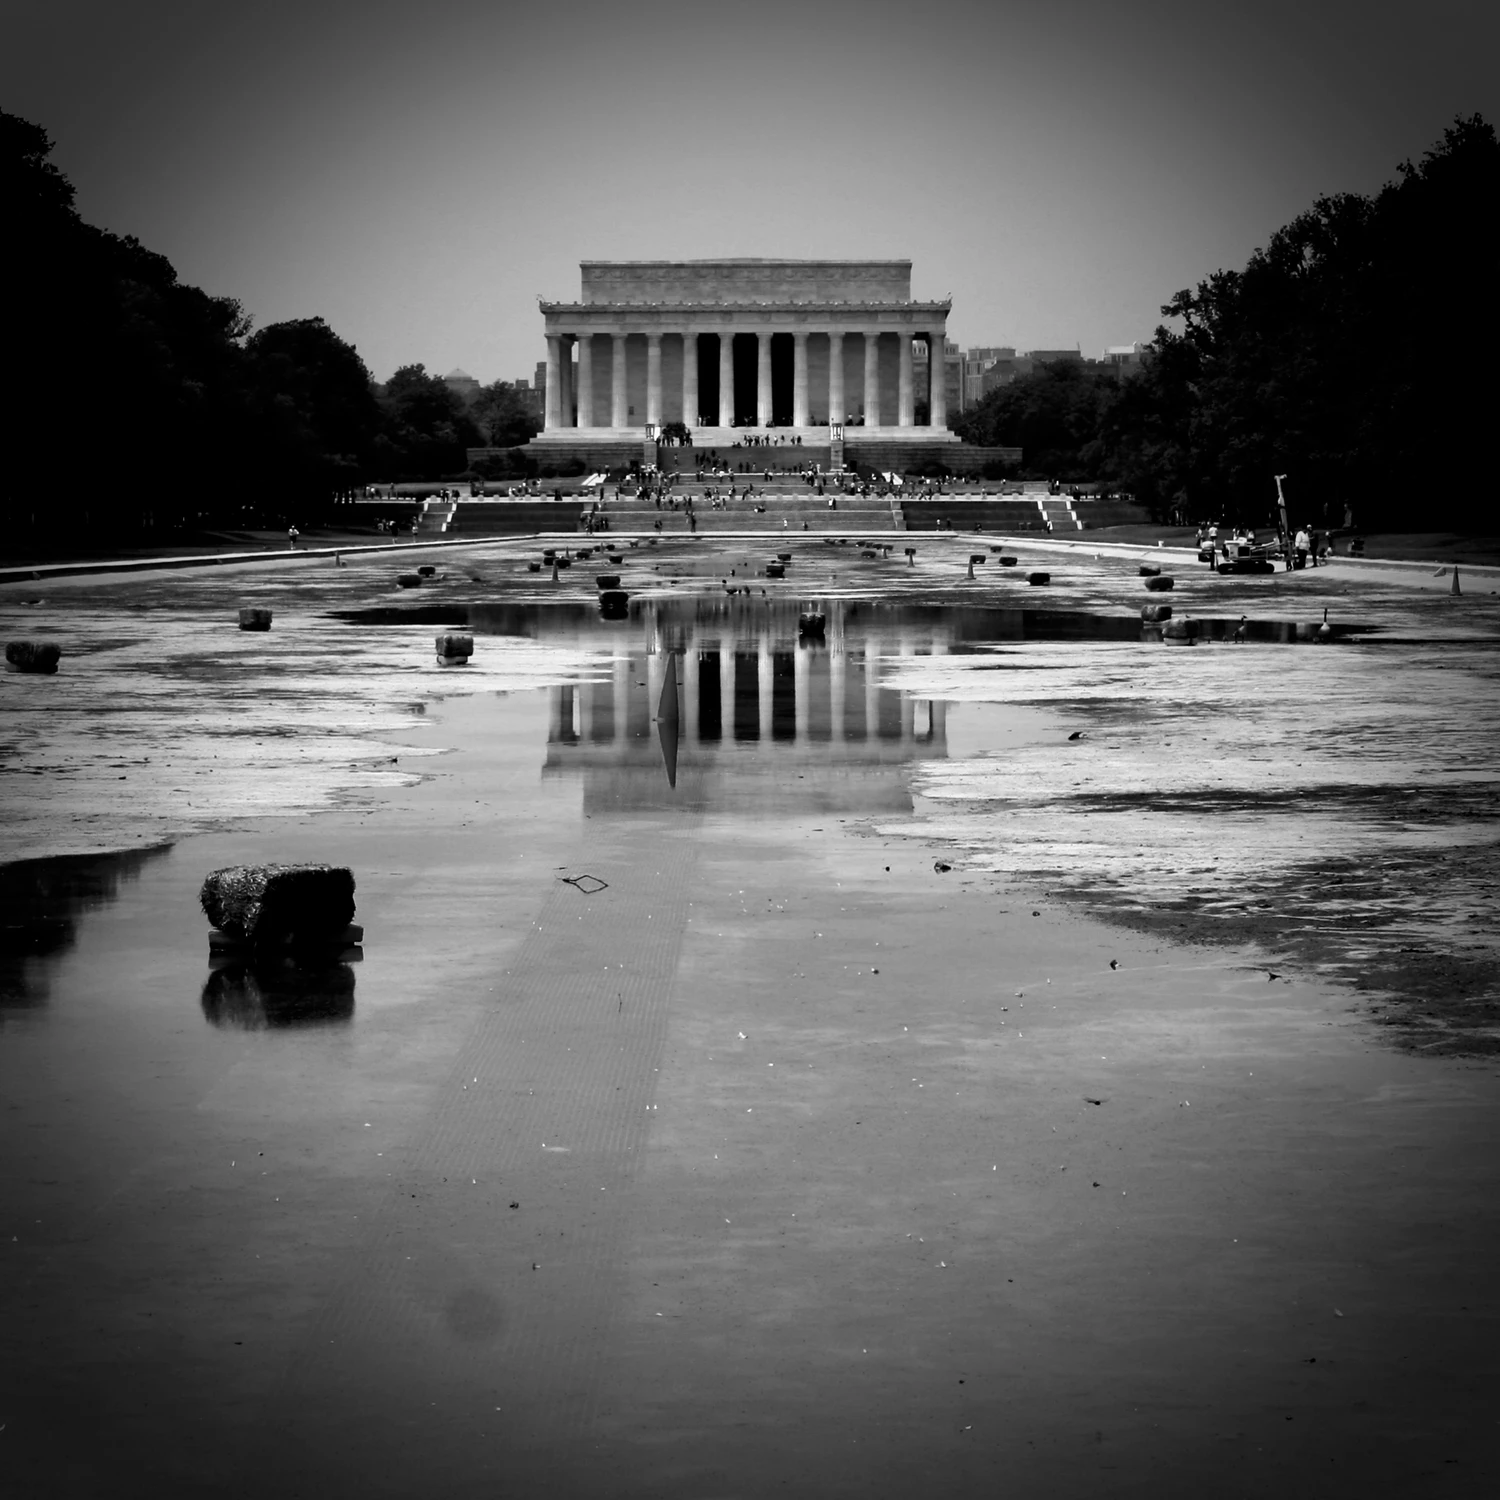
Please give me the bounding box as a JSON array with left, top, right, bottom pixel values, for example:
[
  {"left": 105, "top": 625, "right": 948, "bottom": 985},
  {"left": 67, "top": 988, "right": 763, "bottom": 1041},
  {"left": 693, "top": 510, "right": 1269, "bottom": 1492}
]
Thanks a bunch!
[{"left": 5, "top": 0, "right": 1494, "bottom": 382}]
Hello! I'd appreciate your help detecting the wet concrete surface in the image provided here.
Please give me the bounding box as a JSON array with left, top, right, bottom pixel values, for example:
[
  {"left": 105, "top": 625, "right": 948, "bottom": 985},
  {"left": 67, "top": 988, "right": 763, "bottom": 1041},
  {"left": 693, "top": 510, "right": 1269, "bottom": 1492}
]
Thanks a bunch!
[{"left": 2, "top": 537, "right": 1498, "bottom": 1496}]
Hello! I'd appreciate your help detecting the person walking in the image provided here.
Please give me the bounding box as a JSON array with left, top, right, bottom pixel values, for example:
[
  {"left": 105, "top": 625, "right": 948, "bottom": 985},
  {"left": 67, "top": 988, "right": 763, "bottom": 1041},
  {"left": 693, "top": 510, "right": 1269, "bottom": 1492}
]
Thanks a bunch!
[{"left": 287, "top": 524, "right": 299, "bottom": 550}]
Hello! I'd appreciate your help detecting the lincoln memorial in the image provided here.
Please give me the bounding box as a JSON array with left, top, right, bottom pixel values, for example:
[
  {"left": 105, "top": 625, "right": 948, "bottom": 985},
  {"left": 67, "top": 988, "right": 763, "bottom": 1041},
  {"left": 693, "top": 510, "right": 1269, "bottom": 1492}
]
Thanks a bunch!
[{"left": 532, "top": 259, "right": 957, "bottom": 447}]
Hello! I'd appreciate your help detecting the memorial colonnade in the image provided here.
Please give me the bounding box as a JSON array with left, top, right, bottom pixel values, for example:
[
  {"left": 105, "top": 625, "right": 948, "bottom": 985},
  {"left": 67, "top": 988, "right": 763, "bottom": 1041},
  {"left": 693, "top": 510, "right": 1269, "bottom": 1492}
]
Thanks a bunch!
[{"left": 541, "top": 321, "right": 949, "bottom": 433}]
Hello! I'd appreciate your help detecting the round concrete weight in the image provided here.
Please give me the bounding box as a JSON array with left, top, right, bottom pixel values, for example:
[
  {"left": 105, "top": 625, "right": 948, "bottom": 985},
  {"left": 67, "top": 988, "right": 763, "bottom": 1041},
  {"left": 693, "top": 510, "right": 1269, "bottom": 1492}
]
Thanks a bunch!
[
  {"left": 999, "top": 556, "right": 1018, "bottom": 567},
  {"left": 1140, "top": 603, "right": 1174, "bottom": 622},
  {"left": 435, "top": 634, "right": 473, "bottom": 658},
  {"left": 1139, "top": 564, "right": 1161, "bottom": 577},
  {"left": 396, "top": 573, "right": 423, "bottom": 588},
  {"left": 595, "top": 574, "right": 622, "bottom": 590},
  {"left": 1143, "top": 575, "right": 1175, "bottom": 592},
  {"left": 1027, "top": 572, "right": 1051, "bottom": 585},
  {"left": 417, "top": 565, "right": 437, "bottom": 577},
  {"left": 238, "top": 608, "right": 273, "bottom": 631}
]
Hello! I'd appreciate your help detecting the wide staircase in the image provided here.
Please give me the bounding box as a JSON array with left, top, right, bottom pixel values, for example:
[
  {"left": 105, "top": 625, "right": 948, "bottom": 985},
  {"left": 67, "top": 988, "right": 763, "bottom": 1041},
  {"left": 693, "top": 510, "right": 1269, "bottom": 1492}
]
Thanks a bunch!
[
  {"left": 418, "top": 499, "right": 587, "bottom": 537},
  {"left": 588, "top": 485, "right": 902, "bottom": 534}
]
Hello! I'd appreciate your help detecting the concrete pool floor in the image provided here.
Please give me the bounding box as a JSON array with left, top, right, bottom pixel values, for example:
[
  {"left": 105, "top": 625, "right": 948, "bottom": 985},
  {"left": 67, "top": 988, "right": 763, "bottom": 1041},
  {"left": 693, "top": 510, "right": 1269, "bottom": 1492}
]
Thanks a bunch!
[{"left": 2, "top": 538, "right": 1498, "bottom": 1497}]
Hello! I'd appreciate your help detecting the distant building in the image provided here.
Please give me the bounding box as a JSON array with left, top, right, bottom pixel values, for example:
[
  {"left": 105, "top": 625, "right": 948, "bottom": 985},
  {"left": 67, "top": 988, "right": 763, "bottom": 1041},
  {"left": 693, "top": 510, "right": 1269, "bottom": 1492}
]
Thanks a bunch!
[
  {"left": 1101, "top": 342, "right": 1150, "bottom": 379},
  {"left": 443, "top": 367, "right": 481, "bottom": 404}
]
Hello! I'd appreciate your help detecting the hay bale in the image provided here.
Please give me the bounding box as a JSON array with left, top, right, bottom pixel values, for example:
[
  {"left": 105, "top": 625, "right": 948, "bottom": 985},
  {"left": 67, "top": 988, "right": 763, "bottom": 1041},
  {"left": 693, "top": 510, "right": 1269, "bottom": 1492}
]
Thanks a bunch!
[
  {"left": 396, "top": 573, "right": 423, "bottom": 588},
  {"left": 435, "top": 633, "right": 473, "bottom": 657},
  {"left": 1027, "top": 571, "right": 1051, "bottom": 586},
  {"left": 1139, "top": 564, "right": 1161, "bottom": 577},
  {"left": 766, "top": 563, "right": 785, "bottom": 578},
  {"left": 599, "top": 590, "right": 630, "bottom": 618},
  {"left": 1143, "top": 575, "right": 1175, "bottom": 592},
  {"left": 556, "top": 557, "right": 572, "bottom": 569},
  {"left": 200, "top": 864, "right": 355, "bottom": 947},
  {"left": 778, "top": 551, "right": 792, "bottom": 562},
  {"left": 969, "top": 554, "right": 986, "bottom": 565},
  {"left": 238, "top": 608, "right": 273, "bottom": 632},
  {"left": 527, "top": 561, "right": 541, "bottom": 572},
  {"left": 417, "top": 565, "right": 437, "bottom": 577},
  {"left": 4, "top": 641, "right": 61, "bottom": 674},
  {"left": 595, "top": 574, "right": 622, "bottom": 590},
  {"left": 1163, "top": 618, "right": 1198, "bottom": 644},
  {"left": 998, "top": 556, "right": 1018, "bottom": 567},
  {"left": 1140, "top": 603, "right": 1174, "bottom": 622},
  {"left": 607, "top": 554, "right": 623, "bottom": 564}
]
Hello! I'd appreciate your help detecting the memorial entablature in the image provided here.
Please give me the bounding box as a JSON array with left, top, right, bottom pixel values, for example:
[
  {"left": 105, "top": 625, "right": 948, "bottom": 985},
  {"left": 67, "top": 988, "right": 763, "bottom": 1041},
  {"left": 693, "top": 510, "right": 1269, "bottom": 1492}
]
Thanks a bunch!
[{"left": 533, "top": 259, "right": 956, "bottom": 444}]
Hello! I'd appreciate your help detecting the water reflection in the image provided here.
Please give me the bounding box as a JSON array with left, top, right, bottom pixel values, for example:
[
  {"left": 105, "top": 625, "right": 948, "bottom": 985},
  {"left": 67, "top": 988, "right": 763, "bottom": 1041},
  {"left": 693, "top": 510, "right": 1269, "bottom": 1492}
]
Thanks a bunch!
[
  {"left": 537, "top": 600, "right": 951, "bottom": 813},
  {"left": 0, "top": 845, "right": 171, "bottom": 1010},
  {"left": 201, "top": 958, "right": 357, "bottom": 1030}
]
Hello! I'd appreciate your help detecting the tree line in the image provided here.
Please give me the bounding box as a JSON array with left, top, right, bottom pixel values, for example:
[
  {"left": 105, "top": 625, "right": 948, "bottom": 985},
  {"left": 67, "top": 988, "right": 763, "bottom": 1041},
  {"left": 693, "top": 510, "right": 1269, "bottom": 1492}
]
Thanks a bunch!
[
  {"left": 2, "top": 109, "right": 538, "bottom": 543},
  {"left": 954, "top": 115, "right": 1498, "bottom": 529}
]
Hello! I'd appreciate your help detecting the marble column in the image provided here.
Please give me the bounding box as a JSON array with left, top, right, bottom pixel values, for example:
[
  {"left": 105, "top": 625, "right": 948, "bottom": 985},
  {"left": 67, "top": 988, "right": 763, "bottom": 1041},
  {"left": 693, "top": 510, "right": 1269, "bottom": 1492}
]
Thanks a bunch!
[
  {"left": 576, "top": 334, "right": 594, "bottom": 428},
  {"left": 719, "top": 334, "right": 734, "bottom": 427},
  {"left": 827, "top": 331, "right": 844, "bottom": 427},
  {"left": 544, "top": 335, "right": 562, "bottom": 430},
  {"left": 792, "top": 332, "right": 809, "bottom": 427},
  {"left": 646, "top": 334, "right": 662, "bottom": 427},
  {"left": 611, "top": 334, "right": 628, "bottom": 428},
  {"left": 756, "top": 332, "right": 772, "bottom": 428},
  {"left": 863, "top": 332, "right": 881, "bottom": 429},
  {"left": 559, "top": 337, "right": 573, "bottom": 428},
  {"left": 898, "top": 332, "right": 914, "bottom": 428},
  {"left": 928, "top": 332, "right": 947, "bottom": 429},
  {"left": 682, "top": 333, "right": 699, "bottom": 428}
]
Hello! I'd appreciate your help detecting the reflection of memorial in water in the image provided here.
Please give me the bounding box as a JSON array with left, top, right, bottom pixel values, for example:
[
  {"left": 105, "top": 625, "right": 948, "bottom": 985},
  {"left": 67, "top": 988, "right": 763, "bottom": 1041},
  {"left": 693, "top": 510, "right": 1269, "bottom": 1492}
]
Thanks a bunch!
[{"left": 542, "top": 599, "right": 952, "bottom": 813}]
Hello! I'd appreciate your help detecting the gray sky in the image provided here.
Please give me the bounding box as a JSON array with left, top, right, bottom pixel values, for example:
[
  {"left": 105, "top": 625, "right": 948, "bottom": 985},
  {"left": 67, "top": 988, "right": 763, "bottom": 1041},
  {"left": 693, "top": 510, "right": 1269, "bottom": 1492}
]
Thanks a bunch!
[{"left": 5, "top": 0, "right": 1494, "bottom": 382}]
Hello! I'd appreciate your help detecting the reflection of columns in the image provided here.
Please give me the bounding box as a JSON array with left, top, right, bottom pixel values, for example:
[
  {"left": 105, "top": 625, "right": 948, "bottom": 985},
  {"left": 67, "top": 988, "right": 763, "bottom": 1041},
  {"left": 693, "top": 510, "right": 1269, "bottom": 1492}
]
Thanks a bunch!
[
  {"left": 719, "top": 334, "right": 734, "bottom": 427},
  {"left": 683, "top": 644, "right": 699, "bottom": 748},
  {"left": 719, "top": 649, "right": 734, "bottom": 735},
  {"left": 756, "top": 332, "right": 772, "bottom": 427},
  {"left": 863, "top": 332, "right": 881, "bottom": 427},
  {"left": 828, "top": 331, "right": 844, "bottom": 427},
  {"left": 577, "top": 335, "right": 594, "bottom": 428},
  {"left": 646, "top": 334, "right": 662, "bottom": 426},
  {"left": 613, "top": 656, "right": 629, "bottom": 743},
  {"left": 898, "top": 333, "right": 914, "bottom": 427},
  {"left": 898, "top": 637, "right": 914, "bottom": 743},
  {"left": 864, "top": 650, "right": 880, "bottom": 737},
  {"left": 579, "top": 678, "right": 593, "bottom": 740},
  {"left": 829, "top": 645, "right": 846, "bottom": 738},
  {"left": 544, "top": 336, "right": 561, "bottom": 430},
  {"left": 682, "top": 334, "right": 698, "bottom": 428},
  {"left": 757, "top": 640, "right": 773, "bottom": 740},
  {"left": 794, "top": 647, "right": 810, "bottom": 741},
  {"left": 928, "top": 332, "right": 947, "bottom": 429},
  {"left": 611, "top": 334, "right": 628, "bottom": 428},
  {"left": 647, "top": 650, "right": 664, "bottom": 731},
  {"left": 792, "top": 332, "right": 809, "bottom": 427}
]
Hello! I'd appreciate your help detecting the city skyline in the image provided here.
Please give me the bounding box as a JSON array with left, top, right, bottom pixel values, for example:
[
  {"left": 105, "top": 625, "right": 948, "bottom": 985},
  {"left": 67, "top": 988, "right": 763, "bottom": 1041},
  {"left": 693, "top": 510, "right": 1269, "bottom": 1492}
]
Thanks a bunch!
[{"left": 4, "top": 0, "right": 1494, "bottom": 384}]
